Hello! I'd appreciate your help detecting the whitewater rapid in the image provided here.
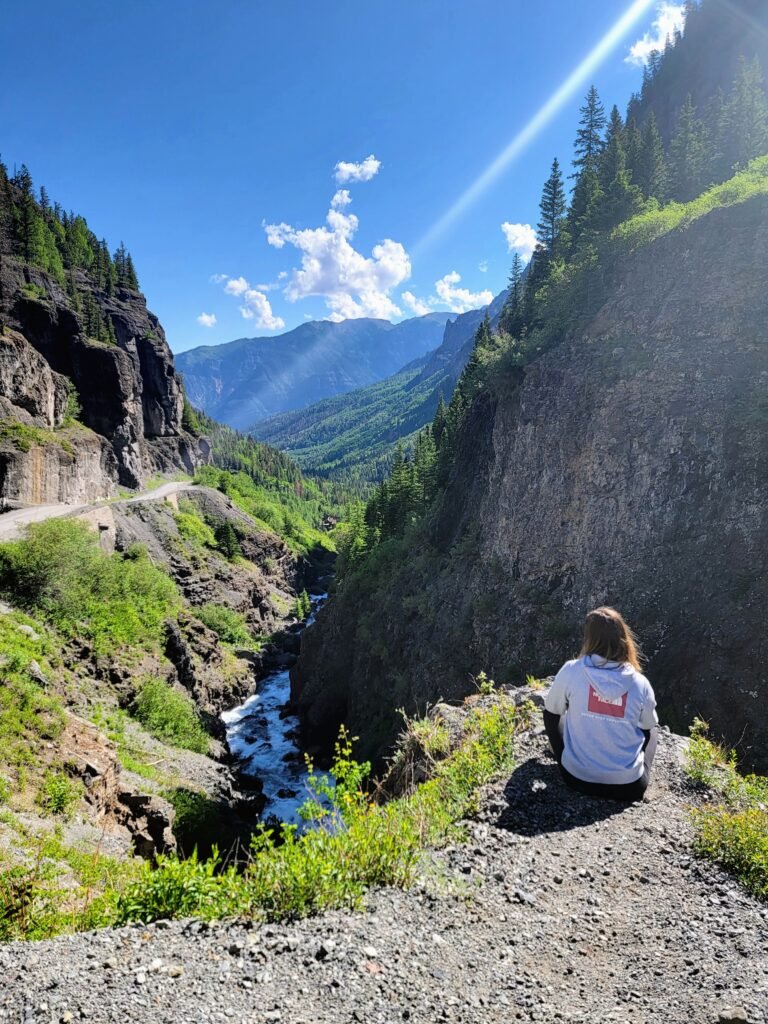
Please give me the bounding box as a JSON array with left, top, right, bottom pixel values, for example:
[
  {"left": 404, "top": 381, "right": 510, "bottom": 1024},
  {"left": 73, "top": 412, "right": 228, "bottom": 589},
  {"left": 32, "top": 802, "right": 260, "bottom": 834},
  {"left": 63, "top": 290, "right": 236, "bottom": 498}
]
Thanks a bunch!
[{"left": 221, "top": 594, "right": 328, "bottom": 826}]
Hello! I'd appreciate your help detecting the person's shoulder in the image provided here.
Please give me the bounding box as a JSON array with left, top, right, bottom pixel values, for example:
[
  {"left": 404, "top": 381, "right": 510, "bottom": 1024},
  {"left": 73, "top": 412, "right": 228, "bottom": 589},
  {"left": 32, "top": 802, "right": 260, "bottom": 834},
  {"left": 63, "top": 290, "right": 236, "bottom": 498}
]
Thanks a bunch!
[
  {"left": 556, "top": 657, "right": 584, "bottom": 677},
  {"left": 625, "top": 665, "right": 653, "bottom": 692}
]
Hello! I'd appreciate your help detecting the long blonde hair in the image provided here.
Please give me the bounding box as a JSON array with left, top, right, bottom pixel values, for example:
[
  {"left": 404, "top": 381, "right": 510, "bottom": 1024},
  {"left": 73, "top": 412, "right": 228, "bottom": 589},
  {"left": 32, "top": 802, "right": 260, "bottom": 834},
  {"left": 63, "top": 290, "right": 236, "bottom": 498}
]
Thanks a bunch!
[{"left": 580, "top": 606, "right": 642, "bottom": 670}]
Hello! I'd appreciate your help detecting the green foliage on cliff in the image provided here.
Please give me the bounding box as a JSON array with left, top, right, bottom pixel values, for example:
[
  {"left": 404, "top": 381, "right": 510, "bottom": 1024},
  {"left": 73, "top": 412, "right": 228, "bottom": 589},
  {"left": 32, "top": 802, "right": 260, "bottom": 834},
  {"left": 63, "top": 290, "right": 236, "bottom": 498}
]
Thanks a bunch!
[
  {"left": 194, "top": 464, "right": 334, "bottom": 558},
  {"left": 132, "top": 677, "right": 209, "bottom": 755},
  {"left": 0, "top": 612, "right": 65, "bottom": 790},
  {"left": 0, "top": 519, "right": 180, "bottom": 655},
  {"left": 0, "top": 160, "right": 139, "bottom": 292},
  {"left": 196, "top": 603, "right": 257, "bottom": 648},
  {"left": 686, "top": 719, "right": 768, "bottom": 899},
  {"left": 611, "top": 154, "right": 768, "bottom": 251}
]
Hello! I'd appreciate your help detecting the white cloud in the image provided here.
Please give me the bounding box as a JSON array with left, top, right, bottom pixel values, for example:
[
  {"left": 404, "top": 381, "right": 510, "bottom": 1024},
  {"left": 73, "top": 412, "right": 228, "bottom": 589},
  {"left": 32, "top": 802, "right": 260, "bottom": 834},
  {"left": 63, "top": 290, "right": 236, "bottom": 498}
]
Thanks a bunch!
[
  {"left": 197, "top": 312, "right": 217, "bottom": 328},
  {"left": 334, "top": 154, "right": 381, "bottom": 184},
  {"left": 238, "top": 287, "right": 285, "bottom": 329},
  {"left": 501, "top": 222, "right": 537, "bottom": 262},
  {"left": 402, "top": 269, "right": 493, "bottom": 317},
  {"left": 223, "top": 275, "right": 249, "bottom": 297},
  {"left": 478, "top": 260, "right": 489, "bottom": 273},
  {"left": 331, "top": 189, "right": 352, "bottom": 209},
  {"left": 626, "top": 2, "right": 686, "bottom": 66},
  {"left": 434, "top": 272, "right": 493, "bottom": 314},
  {"left": 402, "top": 290, "right": 432, "bottom": 317},
  {"left": 265, "top": 193, "right": 410, "bottom": 322},
  {"left": 213, "top": 274, "right": 285, "bottom": 330}
]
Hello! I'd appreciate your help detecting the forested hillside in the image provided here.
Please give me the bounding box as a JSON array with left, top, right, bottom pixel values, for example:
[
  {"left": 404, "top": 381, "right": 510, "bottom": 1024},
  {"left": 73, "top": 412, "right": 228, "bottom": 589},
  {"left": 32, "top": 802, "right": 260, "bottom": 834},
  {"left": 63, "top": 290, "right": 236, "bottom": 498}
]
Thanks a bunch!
[
  {"left": 252, "top": 293, "right": 507, "bottom": 493},
  {"left": 176, "top": 313, "right": 451, "bottom": 431},
  {"left": 294, "top": 0, "right": 768, "bottom": 773}
]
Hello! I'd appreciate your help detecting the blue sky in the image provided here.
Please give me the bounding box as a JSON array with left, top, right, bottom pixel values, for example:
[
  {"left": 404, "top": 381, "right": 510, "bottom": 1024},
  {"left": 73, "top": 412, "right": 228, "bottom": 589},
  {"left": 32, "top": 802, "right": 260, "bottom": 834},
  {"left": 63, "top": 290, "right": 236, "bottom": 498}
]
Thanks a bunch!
[{"left": 1, "top": 1, "right": 683, "bottom": 352}]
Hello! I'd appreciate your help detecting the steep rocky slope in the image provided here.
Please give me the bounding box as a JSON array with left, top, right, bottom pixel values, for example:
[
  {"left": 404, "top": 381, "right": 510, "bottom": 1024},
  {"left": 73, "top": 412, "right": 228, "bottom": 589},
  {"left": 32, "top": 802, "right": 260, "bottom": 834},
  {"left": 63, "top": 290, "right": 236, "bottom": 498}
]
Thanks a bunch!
[
  {"left": 0, "top": 484, "right": 318, "bottom": 881},
  {"left": 176, "top": 313, "right": 452, "bottom": 431},
  {"left": 0, "top": 257, "right": 208, "bottom": 504},
  {"left": 2, "top": 721, "right": 765, "bottom": 1022},
  {"left": 293, "top": 196, "right": 768, "bottom": 770}
]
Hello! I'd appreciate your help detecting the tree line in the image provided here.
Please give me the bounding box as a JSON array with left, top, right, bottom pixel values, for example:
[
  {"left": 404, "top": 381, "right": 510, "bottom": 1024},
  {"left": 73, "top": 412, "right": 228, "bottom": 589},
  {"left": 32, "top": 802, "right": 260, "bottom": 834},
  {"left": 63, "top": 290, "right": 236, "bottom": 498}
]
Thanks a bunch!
[
  {"left": 0, "top": 158, "right": 140, "bottom": 343},
  {"left": 337, "top": 15, "right": 768, "bottom": 576}
]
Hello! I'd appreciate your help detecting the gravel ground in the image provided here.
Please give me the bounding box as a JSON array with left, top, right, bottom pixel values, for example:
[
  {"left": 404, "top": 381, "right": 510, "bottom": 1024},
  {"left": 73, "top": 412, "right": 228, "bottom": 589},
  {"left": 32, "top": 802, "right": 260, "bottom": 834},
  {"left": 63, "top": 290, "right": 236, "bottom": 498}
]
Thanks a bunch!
[{"left": 1, "top": 730, "right": 766, "bottom": 1024}]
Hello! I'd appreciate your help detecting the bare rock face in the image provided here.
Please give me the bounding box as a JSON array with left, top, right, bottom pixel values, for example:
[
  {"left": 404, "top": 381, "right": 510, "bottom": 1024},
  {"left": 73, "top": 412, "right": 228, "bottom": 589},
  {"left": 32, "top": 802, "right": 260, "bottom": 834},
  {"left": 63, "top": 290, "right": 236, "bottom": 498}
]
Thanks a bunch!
[
  {"left": 295, "top": 197, "right": 768, "bottom": 771},
  {"left": 0, "top": 258, "right": 208, "bottom": 502}
]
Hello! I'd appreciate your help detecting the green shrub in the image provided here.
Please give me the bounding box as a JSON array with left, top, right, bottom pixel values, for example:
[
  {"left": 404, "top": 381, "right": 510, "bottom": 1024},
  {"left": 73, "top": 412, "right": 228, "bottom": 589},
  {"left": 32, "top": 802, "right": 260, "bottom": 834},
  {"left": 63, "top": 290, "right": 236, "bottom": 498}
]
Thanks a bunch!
[
  {"left": 685, "top": 718, "right": 768, "bottom": 900},
  {"left": 132, "top": 678, "right": 209, "bottom": 754},
  {"left": 0, "top": 519, "right": 180, "bottom": 655},
  {"left": 196, "top": 603, "right": 255, "bottom": 647},
  {"left": 0, "top": 614, "right": 66, "bottom": 785},
  {"left": 37, "top": 769, "right": 81, "bottom": 817},
  {"left": 613, "top": 155, "right": 768, "bottom": 253},
  {"left": 175, "top": 508, "right": 216, "bottom": 549}
]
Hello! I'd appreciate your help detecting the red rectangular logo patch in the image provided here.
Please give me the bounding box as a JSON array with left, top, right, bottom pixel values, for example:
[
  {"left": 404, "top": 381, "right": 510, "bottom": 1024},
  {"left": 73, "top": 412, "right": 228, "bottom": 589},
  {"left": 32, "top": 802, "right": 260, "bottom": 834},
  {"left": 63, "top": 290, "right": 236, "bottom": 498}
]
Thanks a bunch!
[{"left": 587, "top": 686, "right": 628, "bottom": 718}]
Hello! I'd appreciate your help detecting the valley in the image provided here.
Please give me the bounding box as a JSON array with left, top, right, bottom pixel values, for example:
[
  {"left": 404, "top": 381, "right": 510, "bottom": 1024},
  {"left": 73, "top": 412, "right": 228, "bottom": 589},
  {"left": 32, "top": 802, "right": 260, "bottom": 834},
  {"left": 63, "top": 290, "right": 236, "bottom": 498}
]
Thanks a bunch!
[{"left": 1, "top": 1, "right": 768, "bottom": 1020}]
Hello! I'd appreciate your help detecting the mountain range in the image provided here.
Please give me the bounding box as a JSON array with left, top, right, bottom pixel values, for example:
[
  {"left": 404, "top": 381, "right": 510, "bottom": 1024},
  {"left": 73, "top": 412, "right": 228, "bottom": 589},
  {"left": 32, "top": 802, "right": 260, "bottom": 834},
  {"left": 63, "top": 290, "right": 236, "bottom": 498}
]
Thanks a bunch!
[
  {"left": 251, "top": 290, "right": 509, "bottom": 487},
  {"left": 176, "top": 313, "right": 452, "bottom": 431}
]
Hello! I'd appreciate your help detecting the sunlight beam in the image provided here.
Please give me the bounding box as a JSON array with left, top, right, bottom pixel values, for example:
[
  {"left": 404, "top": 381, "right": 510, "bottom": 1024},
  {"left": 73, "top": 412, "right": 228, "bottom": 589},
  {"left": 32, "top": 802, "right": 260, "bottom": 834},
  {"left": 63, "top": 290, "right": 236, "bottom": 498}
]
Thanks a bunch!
[
  {"left": 413, "top": 0, "right": 657, "bottom": 256},
  {"left": 717, "top": 0, "right": 768, "bottom": 41}
]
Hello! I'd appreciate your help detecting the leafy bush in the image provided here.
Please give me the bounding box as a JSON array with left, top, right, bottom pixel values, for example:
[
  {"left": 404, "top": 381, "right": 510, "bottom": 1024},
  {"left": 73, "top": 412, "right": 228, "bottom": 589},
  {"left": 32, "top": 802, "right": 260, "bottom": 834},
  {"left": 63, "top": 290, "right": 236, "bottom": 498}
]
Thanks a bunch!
[
  {"left": 132, "top": 678, "right": 209, "bottom": 754},
  {"left": 0, "top": 614, "right": 65, "bottom": 787},
  {"left": 196, "top": 603, "right": 256, "bottom": 647},
  {"left": 612, "top": 155, "right": 768, "bottom": 254},
  {"left": 685, "top": 719, "right": 768, "bottom": 900},
  {"left": 175, "top": 508, "right": 216, "bottom": 549},
  {"left": 0, "top": 519, "right": 180, "bottom": 655},
  {"left": 37, "top": 769, "right": 81, "bottom": 817}
]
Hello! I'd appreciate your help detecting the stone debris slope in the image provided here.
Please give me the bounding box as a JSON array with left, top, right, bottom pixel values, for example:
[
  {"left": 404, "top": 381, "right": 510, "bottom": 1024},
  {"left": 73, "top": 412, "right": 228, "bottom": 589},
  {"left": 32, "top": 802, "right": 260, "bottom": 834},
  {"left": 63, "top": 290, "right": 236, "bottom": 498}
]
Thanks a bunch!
[{"left": 0, "top": 731, "right": 766, "bottom": 1024}]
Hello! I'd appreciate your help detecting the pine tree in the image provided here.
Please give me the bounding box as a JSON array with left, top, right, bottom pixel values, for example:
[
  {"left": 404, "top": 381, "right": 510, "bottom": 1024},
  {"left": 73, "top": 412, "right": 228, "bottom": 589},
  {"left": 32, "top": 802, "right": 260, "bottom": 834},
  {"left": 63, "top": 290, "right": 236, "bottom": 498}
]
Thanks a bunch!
[
  {"left": 0, "top": 158, "right": 12, "bottom": 256},
  {"left": 214, "top": 521, "right": 242, "bottom": 560},
  {"left": 595, "top": 107, "right": 644, "bottom": 231},
  {"left": 706, "top": 87, "right": 731, "bottom": 184},
  {"left": 536, "top": 158, "right": 567, "bottom": 261},
  {"left": 500, "top": 252, "right": 525, "bottom": 336},
  {"left": 669, "top": 94, "right": 708, "bottom": 201},
  {"left": 723, "top": 56, "right": 768, "bottom": 171},
  {"left": 624, "top": 117, "right": 643, "bottom": 185},
  {"left": 568, "top": 165, "right": 604, "bottom": 250},
  {"left": 13, "top": 165, "right": 36, "bottom": 263},
  {"left": 572, "top": 86, "right": 607, "bottom": 176},
  {"left": 432, "top": 394, "right": 448, "bottom": 449},
  {"left": 113, "top": 241, "right": 127, "bottom": 283},
  {"left": 125, "top": 252, "right": 139, "bottom": 290},
  {"left": 635, "top": 113, "right": 667, "bottom": 200}
]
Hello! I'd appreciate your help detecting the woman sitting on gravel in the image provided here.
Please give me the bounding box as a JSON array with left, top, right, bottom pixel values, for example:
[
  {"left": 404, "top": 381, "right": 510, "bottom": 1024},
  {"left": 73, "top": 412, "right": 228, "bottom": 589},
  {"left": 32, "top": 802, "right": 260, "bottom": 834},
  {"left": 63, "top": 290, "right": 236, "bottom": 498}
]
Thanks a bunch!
[{"left": 543, "top": 607, "right": 658, "bottom": 802}]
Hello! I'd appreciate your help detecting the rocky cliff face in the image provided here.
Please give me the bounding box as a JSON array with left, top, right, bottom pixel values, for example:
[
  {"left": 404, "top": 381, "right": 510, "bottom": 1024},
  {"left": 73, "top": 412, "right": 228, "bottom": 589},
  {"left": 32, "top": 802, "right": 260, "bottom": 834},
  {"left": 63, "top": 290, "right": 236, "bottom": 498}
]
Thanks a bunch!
[
  {"left": 0, "top": 257, "right": 208, "bottom": 503},
  {"left": 294, "top": 196, "right": 768, "bottom": 770}
]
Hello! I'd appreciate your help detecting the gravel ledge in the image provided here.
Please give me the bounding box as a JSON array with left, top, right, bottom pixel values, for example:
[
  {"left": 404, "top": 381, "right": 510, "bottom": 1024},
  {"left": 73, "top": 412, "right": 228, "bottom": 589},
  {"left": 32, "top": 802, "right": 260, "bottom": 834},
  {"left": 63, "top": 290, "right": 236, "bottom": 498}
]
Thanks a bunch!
[{"left": 1, "top": 730, "right": 767, "bottom": 1024}]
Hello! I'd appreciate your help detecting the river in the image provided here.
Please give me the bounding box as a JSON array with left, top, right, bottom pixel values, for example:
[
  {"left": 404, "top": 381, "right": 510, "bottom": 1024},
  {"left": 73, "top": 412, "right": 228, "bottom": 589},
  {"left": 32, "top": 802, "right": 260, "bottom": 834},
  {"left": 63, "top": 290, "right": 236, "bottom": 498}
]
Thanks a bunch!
[{"left": 221, "top": 594, "right": 327, "bottom": 826}]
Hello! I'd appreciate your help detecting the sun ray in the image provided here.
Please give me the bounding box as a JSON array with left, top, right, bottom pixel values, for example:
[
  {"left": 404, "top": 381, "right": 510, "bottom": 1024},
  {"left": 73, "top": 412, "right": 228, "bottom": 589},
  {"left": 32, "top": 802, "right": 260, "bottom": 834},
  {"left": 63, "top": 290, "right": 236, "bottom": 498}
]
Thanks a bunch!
[{"left": 413, "top": 0, "right": 657, "bottom": 256}]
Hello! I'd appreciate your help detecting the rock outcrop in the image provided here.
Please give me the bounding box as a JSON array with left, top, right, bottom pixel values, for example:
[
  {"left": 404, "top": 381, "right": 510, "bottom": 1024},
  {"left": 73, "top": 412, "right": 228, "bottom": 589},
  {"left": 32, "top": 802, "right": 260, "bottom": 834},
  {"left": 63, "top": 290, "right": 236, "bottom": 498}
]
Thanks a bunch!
[
  {"left": 294, "top": 196, "right": 768, "bottom": 770},
  {"left": 0, "top": 257, "right": 208, "bottom": 504}
]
